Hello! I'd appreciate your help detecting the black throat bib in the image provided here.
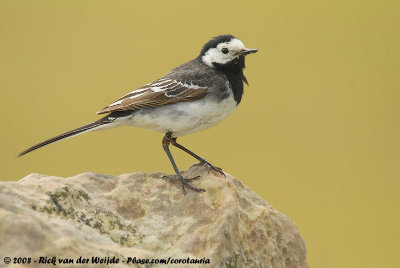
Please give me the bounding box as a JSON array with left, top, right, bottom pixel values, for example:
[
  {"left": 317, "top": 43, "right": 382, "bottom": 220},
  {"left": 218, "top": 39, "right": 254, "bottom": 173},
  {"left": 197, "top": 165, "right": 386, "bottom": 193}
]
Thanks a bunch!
[{"left": 213, "top": 55, "right": 248, "bottom": 104}]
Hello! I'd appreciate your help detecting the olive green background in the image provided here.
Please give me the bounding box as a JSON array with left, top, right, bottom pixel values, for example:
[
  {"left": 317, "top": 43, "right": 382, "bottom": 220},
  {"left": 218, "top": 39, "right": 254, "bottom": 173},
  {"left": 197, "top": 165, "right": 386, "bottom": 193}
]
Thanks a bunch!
[{"left": 1, "top": 0, "right": 399, "bottom": 267}]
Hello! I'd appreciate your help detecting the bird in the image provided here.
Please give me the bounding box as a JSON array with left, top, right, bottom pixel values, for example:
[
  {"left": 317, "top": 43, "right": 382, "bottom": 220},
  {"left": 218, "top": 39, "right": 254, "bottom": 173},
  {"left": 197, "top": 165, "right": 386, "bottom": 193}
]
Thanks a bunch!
[{"left": 18, "top": 34, "right": 258, "bottom": 195}]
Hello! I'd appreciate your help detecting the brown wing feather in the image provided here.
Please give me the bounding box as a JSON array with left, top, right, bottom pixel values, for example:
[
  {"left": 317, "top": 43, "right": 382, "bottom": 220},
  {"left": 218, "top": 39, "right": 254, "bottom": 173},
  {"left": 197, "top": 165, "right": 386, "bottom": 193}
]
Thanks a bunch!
[{"left": 97, "top": 83, "right": 208, "bottom": 114}]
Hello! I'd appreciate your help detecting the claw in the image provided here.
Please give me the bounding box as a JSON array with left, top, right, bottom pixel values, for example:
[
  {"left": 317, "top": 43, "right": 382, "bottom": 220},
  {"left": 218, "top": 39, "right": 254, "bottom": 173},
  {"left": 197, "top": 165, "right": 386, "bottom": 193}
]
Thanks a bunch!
[
  {"left": 203, "top": 162, "right": 226, "bottom": 177},
  {"left": 181, "top": 179, "right": 206, "bottom": 193},
  {"left": 162, "top": 175, "right": 201, "bottom": 181},
  {"left": 162, "top": 174, "right": 205, "bottom": 194}
]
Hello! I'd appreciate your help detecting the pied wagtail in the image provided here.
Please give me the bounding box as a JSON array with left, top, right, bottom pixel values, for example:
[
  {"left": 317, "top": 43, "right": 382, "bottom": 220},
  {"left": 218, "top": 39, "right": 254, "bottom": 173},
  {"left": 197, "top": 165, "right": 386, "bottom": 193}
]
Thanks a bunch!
[{"left": 18, "top": 34, "right": 258, "bottom": 194}]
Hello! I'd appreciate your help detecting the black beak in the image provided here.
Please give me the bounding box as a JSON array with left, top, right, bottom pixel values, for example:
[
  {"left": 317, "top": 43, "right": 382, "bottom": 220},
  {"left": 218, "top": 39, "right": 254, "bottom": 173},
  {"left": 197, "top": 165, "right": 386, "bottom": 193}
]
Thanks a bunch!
[{"left": 240, "top": 48, "right": 258, "bottom": 55}]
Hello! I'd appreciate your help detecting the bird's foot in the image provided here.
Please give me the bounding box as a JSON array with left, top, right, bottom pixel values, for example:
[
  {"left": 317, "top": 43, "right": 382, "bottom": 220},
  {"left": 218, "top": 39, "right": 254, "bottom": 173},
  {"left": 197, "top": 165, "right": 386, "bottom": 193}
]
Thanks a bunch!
[
  {"left": 162, "top": 174, "right": 205, "bottom": 195},
  {"left": 201, "top": 161, "right": 226, "bottom": 177}
]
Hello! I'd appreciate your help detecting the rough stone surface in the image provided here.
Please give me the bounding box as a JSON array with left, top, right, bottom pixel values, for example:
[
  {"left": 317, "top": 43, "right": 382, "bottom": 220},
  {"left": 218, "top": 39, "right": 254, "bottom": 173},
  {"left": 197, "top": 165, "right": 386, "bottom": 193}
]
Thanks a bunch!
[{"left": 0, "top": 164, "right": 308, "bottom": 267}]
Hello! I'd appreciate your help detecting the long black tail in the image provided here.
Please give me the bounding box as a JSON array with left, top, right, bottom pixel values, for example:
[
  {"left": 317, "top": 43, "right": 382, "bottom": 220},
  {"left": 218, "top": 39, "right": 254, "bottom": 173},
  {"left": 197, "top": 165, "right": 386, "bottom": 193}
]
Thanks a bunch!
[
  {"left": 17, "top": 111, "right": 131, "bottom": 157},
  {"left": 18, "top": 121, "right": 106, "bottom": 157}
]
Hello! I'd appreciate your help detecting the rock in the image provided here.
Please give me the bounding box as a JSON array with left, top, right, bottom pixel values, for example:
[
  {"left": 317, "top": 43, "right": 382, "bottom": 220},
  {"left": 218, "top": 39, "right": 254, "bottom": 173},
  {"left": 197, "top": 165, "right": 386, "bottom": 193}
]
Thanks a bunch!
[{"left": 0, "top": 164, "right": 308, "bottom": 268}]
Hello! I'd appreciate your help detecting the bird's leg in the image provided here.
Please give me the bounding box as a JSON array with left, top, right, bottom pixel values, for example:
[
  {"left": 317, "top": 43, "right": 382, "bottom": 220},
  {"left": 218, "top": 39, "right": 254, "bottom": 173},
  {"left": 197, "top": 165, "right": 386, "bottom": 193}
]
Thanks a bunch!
[
  {"left": 162, "top": 132, "right": 205, "bottom": 195},
  {"left": 171, "top": 137, "right": 225, "bottom": 177}
]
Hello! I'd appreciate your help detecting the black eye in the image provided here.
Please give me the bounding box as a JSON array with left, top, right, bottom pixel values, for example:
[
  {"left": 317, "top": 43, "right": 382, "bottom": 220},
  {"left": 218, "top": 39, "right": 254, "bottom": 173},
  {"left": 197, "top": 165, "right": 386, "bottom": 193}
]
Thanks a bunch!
[{"left": 221, "top": 48, "right": 229, "bottom": 54}]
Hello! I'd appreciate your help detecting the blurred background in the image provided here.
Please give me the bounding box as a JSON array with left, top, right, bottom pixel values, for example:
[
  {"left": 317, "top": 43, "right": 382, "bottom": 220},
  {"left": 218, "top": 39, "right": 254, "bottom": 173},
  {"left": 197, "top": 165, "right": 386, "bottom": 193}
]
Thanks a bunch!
[{"left": 1, "top": 0, "right": 399, "bottom": 267}]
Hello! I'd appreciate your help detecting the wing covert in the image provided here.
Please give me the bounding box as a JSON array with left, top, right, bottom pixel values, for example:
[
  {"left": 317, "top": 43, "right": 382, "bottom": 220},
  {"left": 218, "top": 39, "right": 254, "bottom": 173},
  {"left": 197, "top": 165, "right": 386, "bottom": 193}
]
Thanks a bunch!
[{"left": 97, "top": 78, "right": 208, "bottom": 114}]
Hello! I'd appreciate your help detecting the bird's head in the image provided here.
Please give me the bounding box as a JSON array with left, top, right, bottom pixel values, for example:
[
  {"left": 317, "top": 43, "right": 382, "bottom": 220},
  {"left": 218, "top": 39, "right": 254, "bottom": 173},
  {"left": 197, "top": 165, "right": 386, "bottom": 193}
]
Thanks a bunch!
[{"left": 200, "top": 35, "right": 258, "bottom": 68}]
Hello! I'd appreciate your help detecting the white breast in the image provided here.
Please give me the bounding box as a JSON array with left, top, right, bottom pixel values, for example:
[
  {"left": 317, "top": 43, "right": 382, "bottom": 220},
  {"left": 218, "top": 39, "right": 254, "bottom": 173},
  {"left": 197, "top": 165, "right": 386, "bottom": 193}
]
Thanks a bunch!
[{"left": 124, "top": 92, "right": 237, "bottom": 137}]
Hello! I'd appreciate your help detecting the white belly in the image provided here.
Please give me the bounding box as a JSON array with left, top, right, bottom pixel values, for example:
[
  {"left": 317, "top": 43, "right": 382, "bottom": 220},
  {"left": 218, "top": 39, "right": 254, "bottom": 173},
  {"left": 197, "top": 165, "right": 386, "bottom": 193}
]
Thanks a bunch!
[{"left": 123, "top": 93, "right": 237, "bottom": 136}]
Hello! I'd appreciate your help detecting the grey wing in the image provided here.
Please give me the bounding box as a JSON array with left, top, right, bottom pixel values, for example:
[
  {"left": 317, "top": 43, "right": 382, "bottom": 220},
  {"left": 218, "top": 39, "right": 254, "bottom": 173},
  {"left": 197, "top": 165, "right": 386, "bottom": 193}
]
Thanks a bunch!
[{"left": 97, "top": 78, "right": 209, "bottom": 114}]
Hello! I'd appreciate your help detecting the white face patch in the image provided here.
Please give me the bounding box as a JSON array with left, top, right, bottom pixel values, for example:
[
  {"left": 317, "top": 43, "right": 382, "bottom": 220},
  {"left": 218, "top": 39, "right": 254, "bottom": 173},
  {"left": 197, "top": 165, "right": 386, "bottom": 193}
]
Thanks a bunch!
[{"left": 201, "top": 38, "right": 247, "bottom": 67}]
